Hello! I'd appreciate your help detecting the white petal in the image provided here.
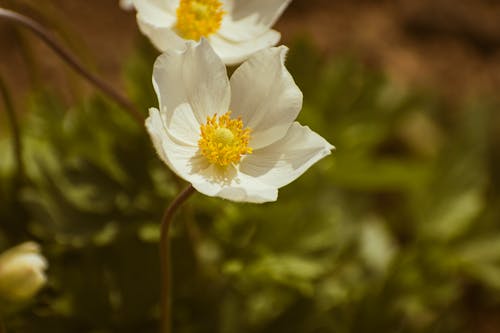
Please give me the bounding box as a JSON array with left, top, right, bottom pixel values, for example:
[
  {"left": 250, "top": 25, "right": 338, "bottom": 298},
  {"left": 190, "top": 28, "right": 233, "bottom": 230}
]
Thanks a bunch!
[
  {"left": 164, "top": 143, "right": 207, "bottom": 183},
  {"left": 210, "top": 29, "right": 280, "bottom": 66},
  {"left": 153, "top": 48, "right": 187, "bottom": 113},
  {"left": 220, "top": 0, "right": 291, "bottom": 42},
  {"left": 220, "top": 17, "right": 266, "bottom": 42},
  {"left": 165, "top": 103, "right": 200, "bottom": 145},
  {"left": 220, "top": 0, "right": 234, "bottom": 13},
  {"left": 229, "top": 46, "right": 302, "bottom": 148},
  {"left": 136, "top": 16, "right": 186, "bottom": 52},
  {"left": 192, "top": 165, "right": 278, "bottom": 203},
  {"left": 133, "top": 0, "right": 176, "bottom": 27},
  {"left": 219, "top": 172, "right": 277, "bottom": 203},
  {"left": 145, "top": 108, "right": 174, "bottom": 169},
  {"left": 181, "top": 39, "right": 231, "bottom": 124},
  {"left": 165, "top": 0, "right": 180, "bottom": 12},
  {"left": 240, "top": 122, "right": 334, "bottom": 188},
  {"left": 146, "top": 108, "right": 206, "bottom": 180},
  {"left": 153, "top": 51, "right": 200, "bottom": 145}
]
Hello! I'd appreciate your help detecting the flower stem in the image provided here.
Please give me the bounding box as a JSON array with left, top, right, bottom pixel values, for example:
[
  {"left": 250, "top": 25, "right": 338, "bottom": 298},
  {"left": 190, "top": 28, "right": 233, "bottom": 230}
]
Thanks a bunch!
[
  {"left": 160, "top": 185, "right": 196, "bottom": 333},
  {"left": 0, "top": 7, "right": 143, "bottom": 125},
  {"left": 0, "top": 77, "right": 24, "bottom": 184}
]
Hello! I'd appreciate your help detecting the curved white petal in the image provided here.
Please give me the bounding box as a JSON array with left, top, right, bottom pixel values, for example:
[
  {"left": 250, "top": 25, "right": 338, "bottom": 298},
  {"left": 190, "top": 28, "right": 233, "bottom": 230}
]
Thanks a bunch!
[
  {"left": 145, "top": 107, "right": 175, "bottom": 170},
  {"left": 192, "top": 165, "right": 278, "bottom": 203},
  {"left": 220, "top": 17, "right": 267, "bottom": 42},
  {"left": 133, "top": 0, "right": 176, "bottom": 26},
  {"left": 136, "top": 16, "right": 186, "bottom": 52},
  {"left": 181, "top": 39, "right": 231, "bottom": 124},
  {"left": 153, "top": 48, "right": 187, "bottom": 113},
  {"left": 165, "top": 144, "right": 207, "bottom": 183},
  {"left": 220, "top": 0, "right": 234, "bottom": 13},
  {"left": 164, "top": 103, "right": 200, "bottom": 146},
  {"left": 146, "top": 108, "right": 206, "bottom": 180},
  {"left": 240, "top": 122, "right": 334, "bottom": 188},
  {"left": 165, "top": 0, "right": 180, "bottom": 12},
  {"left": 153, "top": 50, "right": 200, "bottom": 144},
  {"left": 229, "top": 46, "right": 302, "bottom": 149},
  {"left": 210, "top": 29, "right": 280, "bottom": 66},
  {"left": 220, "top": 0, "right": 291, "bottom": 42}
]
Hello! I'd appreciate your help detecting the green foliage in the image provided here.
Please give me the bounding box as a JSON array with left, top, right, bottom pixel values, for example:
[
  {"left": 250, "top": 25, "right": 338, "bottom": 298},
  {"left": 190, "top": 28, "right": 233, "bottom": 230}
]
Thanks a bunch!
[{"left": 1, "top": 38, "right": 500, "bottom": 333}]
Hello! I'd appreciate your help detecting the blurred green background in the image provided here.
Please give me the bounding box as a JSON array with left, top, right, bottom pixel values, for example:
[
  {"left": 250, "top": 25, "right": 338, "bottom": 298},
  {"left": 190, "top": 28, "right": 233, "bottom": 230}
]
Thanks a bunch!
[{"left": 1, "top": 1, "right": 500, "bottom": 332}]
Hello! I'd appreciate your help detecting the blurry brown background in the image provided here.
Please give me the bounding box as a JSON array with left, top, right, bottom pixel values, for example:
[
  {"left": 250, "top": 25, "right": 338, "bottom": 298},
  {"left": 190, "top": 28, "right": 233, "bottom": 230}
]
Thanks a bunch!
[{"left": 1, "top": 0, "right": 500, "bottom": 112}]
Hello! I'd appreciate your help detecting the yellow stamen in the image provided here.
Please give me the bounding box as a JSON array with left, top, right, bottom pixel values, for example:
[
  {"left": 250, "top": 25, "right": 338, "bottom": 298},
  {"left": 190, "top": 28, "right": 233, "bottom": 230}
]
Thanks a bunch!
[
  {"left": 198, "top": 112, "right": 252, "bottom": 167},
  {"left": 175, "top": 0, "right": 225, "bottom": 41}
]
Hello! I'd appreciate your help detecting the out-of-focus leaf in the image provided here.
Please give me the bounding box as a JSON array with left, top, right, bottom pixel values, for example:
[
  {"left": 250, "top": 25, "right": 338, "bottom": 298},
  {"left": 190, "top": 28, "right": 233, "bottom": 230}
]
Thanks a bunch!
[
  {"left": 359, "top": 217, "right": 397, "bottom": 274},
  {"left": 424, "top": 189, "right": 484, "bottom": 241}
]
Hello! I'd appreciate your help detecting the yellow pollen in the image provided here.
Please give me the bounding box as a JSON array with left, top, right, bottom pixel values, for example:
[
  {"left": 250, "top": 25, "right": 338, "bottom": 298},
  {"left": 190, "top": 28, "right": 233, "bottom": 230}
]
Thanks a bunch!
[
  {"left": 198, "top": 112, "right": 252, "bottom": 167},
  {"left": 175, "top": 0, "right": 225, "bottom": 41}
]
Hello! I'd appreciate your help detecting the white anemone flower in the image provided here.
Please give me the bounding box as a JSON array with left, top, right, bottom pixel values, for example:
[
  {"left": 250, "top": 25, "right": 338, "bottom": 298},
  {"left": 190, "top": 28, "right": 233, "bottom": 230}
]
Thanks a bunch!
[
  {"left": 146, "top": 40, "right": 334, "bottom": 203},
  {"left": 132, "top": 0, "right": 291, "bottom": 65}
]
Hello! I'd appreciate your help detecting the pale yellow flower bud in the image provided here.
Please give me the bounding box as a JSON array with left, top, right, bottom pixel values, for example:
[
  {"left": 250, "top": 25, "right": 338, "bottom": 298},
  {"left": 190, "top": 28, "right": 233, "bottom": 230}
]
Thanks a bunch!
[{"left": 0, "top": 242, "right": 48, "bottom": 303}]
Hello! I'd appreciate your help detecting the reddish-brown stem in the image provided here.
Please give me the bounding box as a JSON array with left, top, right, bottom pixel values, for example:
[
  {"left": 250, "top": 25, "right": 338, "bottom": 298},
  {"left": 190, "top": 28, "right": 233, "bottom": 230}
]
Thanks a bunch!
[
  {"left": 0, "top": 7, "right": 143, "bottom": 125},
  {"left": 160, "top": 185, "right": 196, "bottom": 333}
]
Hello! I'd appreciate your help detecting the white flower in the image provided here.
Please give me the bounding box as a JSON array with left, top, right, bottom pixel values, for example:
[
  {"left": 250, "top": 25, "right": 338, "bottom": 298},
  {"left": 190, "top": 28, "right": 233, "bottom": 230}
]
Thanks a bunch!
[
  {"left": 0, "top": 242, "right": 48, "bottom": 303},
  {"left": 120, "top": 0, "right": 135, "bottom": 11},
  {"left": 146, "top": 40, "right": 334, "bottom": 203},
  {"left": 132, "top": 0, "right": 291, "bottom": 65}
]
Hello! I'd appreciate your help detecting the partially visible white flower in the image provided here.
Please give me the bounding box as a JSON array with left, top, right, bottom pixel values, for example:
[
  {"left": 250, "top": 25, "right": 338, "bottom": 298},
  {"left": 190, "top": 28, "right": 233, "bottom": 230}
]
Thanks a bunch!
[
  {"left": 132, "top": 0, "right": 291, "bottom": 65},
  {"left": 146, "top": 40, "right": 334, "bottom": 203},
  {"left": 120, "top": 0, "right": 135, "bottom": 11},
  {"left": 0, "top": 242, "right": 48, "bottom": 303}
]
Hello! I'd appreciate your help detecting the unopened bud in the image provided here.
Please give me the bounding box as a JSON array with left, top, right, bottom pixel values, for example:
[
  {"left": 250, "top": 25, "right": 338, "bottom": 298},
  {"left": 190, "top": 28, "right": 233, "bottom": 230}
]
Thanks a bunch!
[{"left": 0, "top": 242, "right": 48, "bottom": 303}]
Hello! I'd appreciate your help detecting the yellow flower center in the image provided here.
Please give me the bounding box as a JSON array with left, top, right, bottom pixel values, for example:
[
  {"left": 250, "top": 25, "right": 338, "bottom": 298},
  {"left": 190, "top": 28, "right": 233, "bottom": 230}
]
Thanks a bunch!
[
  {"left": 198, "top": 112, "right": 252, "bottom": 167},
  {"left": 175, "top": 0, "right": 225, "bottom": 41}
]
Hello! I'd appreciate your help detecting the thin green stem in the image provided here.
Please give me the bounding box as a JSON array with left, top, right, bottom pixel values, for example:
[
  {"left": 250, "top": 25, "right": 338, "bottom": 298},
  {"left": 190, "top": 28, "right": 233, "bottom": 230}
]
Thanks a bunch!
[
  {"left": 0, "top": 77, "right": 24, "bottom": 183},
  {"left": 0, "top": 7, "right": 143, "bottom": 125},
  {"left": 160, "top": 185, "right": 196, "bottom": 333}
]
